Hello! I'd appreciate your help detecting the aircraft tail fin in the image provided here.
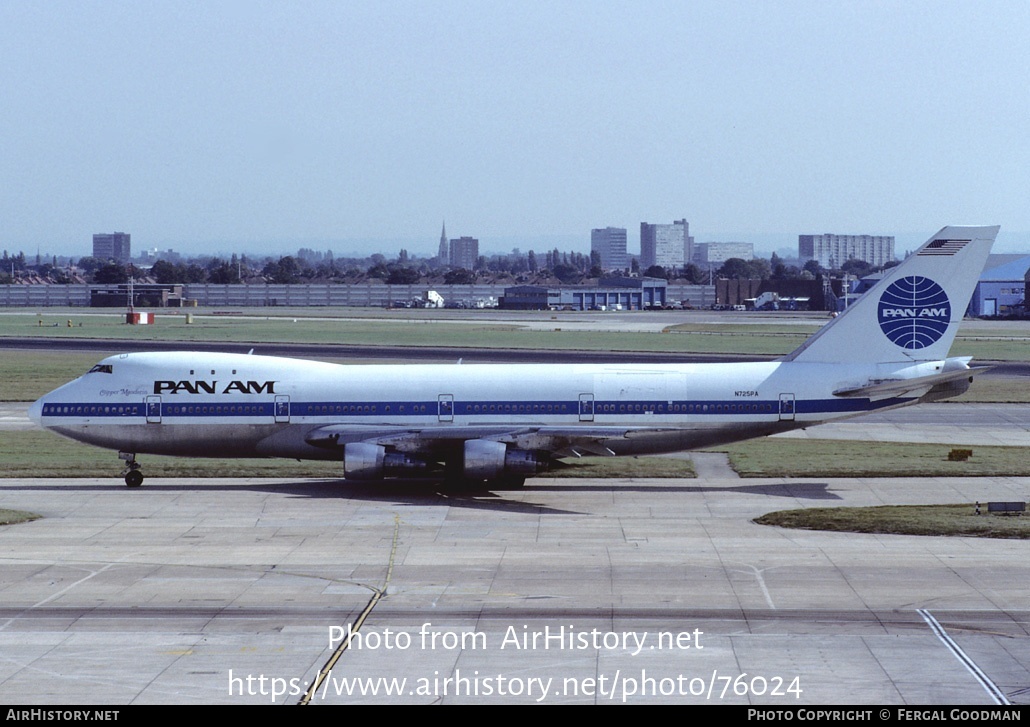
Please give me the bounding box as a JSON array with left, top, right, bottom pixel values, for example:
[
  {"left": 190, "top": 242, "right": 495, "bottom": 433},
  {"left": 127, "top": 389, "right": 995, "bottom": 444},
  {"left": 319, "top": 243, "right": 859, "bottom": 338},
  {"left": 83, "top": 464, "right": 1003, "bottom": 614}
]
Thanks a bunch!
[{"left": 784, "top": 225, "right": 998, "bottom": 364}]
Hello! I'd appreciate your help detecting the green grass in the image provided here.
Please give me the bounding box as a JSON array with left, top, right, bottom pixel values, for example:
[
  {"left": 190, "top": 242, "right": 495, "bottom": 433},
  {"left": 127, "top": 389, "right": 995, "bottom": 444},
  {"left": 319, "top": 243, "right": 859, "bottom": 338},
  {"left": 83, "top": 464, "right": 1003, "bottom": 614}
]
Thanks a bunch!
[
  {"left": 0, "top": 350, "right": 109, "bottom": 401},
  {"left": 662, "top": 322, "right": 817, "bottom": 338},
  {"left": 3, "top": 310, "right": 1030, "bottom": 359},
  {"left": 708, "top": 438, "right": 1030, "bottom": 477},
  {"left": 0, "top": 313, "right": 753, "bottom": 354},
  {"left": 950, "top": 339, "right": 1030, "bottom": 361},
  {"left": 948, "top": 376, "right": 1030, "bottom": 403},
  {"left": 756, "top": 504, "right": 1030, "bottom": 539},
  {"left": 0, "top": 509, "right": 42, "bottom": 526},
  {"left": 0, "top": 312, "right": 524, "bottom": 347}
]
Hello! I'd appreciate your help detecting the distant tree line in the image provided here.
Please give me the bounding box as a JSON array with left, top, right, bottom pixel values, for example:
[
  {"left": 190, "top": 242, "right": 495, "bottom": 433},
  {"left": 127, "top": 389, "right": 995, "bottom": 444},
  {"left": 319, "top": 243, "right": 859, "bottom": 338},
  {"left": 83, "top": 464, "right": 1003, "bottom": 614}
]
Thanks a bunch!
[{"left": 0, "top": 245, "right": 899, "bottom": 286}]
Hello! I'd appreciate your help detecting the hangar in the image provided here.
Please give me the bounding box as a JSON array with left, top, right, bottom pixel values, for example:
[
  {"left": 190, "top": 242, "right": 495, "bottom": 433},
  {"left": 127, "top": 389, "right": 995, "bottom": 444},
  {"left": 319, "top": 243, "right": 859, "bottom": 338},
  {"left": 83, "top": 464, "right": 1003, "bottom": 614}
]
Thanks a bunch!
[
  {"left": 967, "top": 254, "right": 1030, "bottom": 317},
  {"left": 501, "top": 277, "right": 667, "bottom": 310}
]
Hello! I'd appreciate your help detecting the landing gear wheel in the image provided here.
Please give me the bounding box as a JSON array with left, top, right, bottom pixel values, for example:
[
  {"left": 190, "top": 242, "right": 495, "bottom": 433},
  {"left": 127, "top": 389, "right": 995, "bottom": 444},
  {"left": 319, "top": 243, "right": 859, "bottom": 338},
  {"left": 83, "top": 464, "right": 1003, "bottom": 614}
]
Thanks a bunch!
[{"left": 120, "top": 453, "right": 143, "bottom": 487}]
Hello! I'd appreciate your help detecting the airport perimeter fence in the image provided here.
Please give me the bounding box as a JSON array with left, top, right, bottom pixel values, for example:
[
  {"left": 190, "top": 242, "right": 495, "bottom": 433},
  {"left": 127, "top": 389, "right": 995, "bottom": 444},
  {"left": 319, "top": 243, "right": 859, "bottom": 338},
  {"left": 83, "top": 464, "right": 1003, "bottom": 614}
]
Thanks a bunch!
[
  {"left": 0, "top": 283, "right": 716, "bottom": 309},
  {"left": 0, "top": 285, "right": 92, "bottom": 307}
]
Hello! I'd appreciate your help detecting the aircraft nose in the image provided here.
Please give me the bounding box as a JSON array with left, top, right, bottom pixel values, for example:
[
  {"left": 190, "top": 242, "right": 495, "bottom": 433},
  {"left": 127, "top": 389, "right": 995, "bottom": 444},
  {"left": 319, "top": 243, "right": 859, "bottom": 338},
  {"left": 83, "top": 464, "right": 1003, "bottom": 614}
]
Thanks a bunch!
[{"left": 28, "top": 397, "right": 44, "bottom": 427}]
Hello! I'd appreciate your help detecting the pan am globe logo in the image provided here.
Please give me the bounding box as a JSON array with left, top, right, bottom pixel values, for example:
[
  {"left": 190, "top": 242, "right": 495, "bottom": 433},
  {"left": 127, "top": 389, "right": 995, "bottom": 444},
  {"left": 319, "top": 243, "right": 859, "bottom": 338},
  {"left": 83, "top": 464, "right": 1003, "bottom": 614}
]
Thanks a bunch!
[{"left": 877, "top": 276, "right": 951, "bottom": 349}]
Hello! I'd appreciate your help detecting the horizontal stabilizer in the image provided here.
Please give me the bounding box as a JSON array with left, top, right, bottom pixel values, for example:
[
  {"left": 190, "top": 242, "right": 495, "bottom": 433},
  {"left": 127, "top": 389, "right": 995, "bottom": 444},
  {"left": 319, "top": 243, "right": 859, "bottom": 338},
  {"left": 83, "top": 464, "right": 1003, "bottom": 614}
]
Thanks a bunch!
[{"left": 833, "top": 366, "right": 990, "bottom": 399}]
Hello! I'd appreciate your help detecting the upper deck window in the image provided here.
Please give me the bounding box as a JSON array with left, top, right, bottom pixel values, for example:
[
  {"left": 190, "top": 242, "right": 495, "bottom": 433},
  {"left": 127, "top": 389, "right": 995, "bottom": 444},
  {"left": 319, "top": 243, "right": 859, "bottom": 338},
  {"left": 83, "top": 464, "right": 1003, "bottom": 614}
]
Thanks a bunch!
[{"left": 88, "top": 364, "right": 113, "bottom": 374}]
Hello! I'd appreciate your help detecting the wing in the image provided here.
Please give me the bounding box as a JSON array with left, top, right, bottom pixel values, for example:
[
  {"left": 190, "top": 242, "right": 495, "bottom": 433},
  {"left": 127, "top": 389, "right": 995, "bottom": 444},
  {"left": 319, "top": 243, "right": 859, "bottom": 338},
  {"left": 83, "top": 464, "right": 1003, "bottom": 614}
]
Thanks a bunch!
[{"left": 304, "top": 423, "right": 675, "bottom": 459}]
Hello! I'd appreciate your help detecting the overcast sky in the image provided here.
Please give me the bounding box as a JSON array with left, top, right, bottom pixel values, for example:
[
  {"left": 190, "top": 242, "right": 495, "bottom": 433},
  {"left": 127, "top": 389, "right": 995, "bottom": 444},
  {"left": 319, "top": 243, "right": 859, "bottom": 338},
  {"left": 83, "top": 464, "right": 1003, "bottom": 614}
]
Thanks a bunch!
[{"left": 2, "top": 0, "right": 1028, "bottom": 258}]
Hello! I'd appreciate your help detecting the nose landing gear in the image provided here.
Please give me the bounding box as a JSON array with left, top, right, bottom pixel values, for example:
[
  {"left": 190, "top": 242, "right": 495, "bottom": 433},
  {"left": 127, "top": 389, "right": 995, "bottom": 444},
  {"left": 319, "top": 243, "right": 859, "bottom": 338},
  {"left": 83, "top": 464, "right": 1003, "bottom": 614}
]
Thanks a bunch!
[{"left": 119, "top": 452, "right": 144, "bottom": 487}]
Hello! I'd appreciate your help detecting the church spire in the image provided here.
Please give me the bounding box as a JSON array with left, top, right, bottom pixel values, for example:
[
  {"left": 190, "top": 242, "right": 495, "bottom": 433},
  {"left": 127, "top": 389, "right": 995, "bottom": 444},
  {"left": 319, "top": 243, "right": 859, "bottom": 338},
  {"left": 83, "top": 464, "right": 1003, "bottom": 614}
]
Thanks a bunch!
[{"left": 438, "top": 220, "right": 448, "bottom": 264}]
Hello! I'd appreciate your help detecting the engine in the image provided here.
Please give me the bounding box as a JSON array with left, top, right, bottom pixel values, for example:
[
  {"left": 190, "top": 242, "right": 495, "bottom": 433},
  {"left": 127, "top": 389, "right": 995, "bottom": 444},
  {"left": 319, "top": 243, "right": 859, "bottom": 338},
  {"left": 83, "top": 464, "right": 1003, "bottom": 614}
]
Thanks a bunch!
[
  {"left": 342, "top": 440, "right": 543, "bottom": 483},
  {"left": 463, "top": 439, "right": 542, "bottom": 480},
  {"left": 343, "top": 442, "right": 432, "bottom": 480}
]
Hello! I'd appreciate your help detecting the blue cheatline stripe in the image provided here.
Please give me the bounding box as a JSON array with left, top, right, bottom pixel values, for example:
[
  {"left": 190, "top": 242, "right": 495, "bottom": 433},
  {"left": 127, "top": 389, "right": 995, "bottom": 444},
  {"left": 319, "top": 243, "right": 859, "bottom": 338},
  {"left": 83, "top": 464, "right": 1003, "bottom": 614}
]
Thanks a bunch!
[{"left": 40, "top": 396, "right": 912, "bottom": 420}]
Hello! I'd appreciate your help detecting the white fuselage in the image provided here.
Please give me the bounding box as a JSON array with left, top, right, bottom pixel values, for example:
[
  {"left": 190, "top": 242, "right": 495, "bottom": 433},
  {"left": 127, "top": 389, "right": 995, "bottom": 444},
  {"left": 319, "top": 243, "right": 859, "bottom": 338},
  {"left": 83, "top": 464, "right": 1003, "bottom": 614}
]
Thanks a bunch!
[{"left": 30, "top": 350, "right": 933, "bottom": 463}]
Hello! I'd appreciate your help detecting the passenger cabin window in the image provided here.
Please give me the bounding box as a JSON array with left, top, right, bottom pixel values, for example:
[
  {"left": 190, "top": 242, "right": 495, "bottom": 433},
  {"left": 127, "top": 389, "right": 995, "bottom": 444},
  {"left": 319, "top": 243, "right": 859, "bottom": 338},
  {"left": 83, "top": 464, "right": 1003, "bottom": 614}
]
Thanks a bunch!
[{"left": 88, "top": 364, "right": 113, "bottom": 374}]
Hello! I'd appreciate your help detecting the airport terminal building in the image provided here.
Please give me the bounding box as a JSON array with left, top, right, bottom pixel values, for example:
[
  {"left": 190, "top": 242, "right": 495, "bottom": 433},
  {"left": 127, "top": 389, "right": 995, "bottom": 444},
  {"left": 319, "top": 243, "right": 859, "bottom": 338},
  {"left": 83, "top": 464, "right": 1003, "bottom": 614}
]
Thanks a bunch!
[{"left": 501, "top": 277, "right": 668, "bottom": 310}]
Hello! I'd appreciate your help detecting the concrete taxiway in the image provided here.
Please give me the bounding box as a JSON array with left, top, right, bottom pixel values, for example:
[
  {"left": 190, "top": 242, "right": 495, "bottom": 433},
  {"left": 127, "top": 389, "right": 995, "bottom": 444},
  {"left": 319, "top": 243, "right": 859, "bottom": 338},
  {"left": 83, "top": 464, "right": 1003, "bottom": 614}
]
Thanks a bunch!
[{"left": 0, "top": 472, "right": 1027, "bottom": 705}]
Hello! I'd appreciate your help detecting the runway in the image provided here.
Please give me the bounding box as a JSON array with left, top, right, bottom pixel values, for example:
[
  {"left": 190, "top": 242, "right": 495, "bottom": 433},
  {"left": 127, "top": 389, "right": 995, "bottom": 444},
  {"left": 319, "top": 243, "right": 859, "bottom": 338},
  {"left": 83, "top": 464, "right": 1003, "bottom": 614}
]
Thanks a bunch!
[{"left": 0, "top": 473, "right": 1027, "bottom": 704}]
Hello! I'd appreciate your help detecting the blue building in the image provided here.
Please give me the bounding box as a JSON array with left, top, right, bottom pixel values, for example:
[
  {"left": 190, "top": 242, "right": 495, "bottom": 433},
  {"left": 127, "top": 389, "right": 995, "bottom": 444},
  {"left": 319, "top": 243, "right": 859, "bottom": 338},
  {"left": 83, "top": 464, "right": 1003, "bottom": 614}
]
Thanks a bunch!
[{"left": 967, "top": 254, "right": 1030, "bottom": 317}]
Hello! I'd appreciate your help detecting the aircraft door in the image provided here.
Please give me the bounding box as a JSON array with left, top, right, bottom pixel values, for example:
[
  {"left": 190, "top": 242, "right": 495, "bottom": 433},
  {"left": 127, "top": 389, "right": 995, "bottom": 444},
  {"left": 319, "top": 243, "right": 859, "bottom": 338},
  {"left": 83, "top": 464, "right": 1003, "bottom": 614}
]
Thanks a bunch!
[
  {"left": 778, "top": 393, "right": 796, "bottom": 421},
  {"left": 438, "top": 394, "right": 454, "bottom": 423},
  {"left": 579, "top": 393, "right": 594, "bottom": 422},
  {"left": 146, "top": 395, "right": 162, "bottom": 424},
  {"left": 274, "top": 395, "right": 290, "bottom": 423}
]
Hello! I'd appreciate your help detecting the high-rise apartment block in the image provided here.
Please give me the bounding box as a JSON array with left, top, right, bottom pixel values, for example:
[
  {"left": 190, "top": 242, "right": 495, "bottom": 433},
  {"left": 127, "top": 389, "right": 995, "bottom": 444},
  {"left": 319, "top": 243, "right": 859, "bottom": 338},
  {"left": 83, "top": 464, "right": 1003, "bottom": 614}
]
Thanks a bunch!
[
  {"left": 590, "top": 227, "right": 628, "bottom": 271},
  {"left": 449, "top": 236, "right": 479, "bottom": 270},
  {"left": 92, "top": 232, "right": 131, "bottom": 263},
  {"left": 640, "top": 219, "right": 691, "bottom": 270},
  {"left": 695, "top": 242, "right": 754, "bottom": 265},
  {"left": 799, "top": 233, "right": 894, "bottom": 268}
]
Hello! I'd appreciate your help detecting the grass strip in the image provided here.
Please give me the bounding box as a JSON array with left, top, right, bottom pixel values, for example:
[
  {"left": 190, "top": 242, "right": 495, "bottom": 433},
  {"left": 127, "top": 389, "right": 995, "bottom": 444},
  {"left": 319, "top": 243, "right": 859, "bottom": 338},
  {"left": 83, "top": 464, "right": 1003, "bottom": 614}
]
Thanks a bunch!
[
  {"left": 709, "top": 438, "right": 1030, "bottom": 477},
  {"left": 756, "top": 504, "right": 1030, "bottom": 539},
  {"left": 5, "top": 311, "right": 1030, "bottom": 359},
  {"left": 0, "top": 509, "right": 42, "bottom": 526}
]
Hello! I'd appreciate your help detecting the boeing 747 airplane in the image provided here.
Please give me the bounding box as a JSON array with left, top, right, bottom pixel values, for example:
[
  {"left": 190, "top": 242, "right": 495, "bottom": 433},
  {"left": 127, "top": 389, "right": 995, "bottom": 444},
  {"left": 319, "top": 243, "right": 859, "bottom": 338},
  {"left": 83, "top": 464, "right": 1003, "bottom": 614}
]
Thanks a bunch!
[{"left": 29, "top": 225, "right": 998, "bottom": 488}]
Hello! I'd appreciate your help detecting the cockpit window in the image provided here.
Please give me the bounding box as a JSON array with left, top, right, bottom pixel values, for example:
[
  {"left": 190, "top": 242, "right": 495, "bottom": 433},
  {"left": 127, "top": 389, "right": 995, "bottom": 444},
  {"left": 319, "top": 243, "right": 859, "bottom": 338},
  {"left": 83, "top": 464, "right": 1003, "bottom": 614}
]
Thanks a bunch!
[{"left": 88, "top": 364, "right": 113, "bottom": 374}]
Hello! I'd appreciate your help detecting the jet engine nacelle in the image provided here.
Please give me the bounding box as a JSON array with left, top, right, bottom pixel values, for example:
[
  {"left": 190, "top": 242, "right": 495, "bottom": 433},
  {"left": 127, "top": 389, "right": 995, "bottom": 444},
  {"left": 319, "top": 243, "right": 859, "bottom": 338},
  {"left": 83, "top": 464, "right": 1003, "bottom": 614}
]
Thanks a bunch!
[
  {"left": 343, "top": 442, "right": 431, "bottom": 480},
  {"left": 463, "top": 440, "right": 542, "bottom": 480},
  {"left": 503, "top": 448, "right": 542, "bottom": 474},
  {"left": 344, "top": 442, "right": 385, "bottom": 479}
]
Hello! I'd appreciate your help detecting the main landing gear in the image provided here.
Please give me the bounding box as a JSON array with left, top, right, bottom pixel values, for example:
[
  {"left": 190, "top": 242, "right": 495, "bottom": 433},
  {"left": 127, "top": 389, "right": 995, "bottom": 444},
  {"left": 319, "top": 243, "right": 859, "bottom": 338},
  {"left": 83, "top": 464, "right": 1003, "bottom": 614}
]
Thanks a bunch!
[{"left": 119, "top": 452, "right": 144, "bottom": 488}]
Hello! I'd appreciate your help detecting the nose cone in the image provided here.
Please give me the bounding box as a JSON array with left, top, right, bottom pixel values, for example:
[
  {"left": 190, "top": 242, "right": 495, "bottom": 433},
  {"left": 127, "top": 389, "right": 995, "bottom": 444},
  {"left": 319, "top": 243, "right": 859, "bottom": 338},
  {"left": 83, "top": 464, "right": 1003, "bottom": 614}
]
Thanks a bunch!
[{"left": 28, "top": 397, "right": 44, "bottom": 427}]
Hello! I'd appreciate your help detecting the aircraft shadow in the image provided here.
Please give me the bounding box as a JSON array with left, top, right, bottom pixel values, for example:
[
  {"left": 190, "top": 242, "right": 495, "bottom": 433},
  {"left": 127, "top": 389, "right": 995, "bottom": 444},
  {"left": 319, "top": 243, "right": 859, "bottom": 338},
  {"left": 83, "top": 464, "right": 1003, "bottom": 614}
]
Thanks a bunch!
[
  {"left": 0, "top": 479, "right": 840, "bottom": 516},
  {"left": 514, "top": 481, "right": 842, "bottom": 500},
  {"left": 262, "top": 478, "right": 582, "bottom": 515}
]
